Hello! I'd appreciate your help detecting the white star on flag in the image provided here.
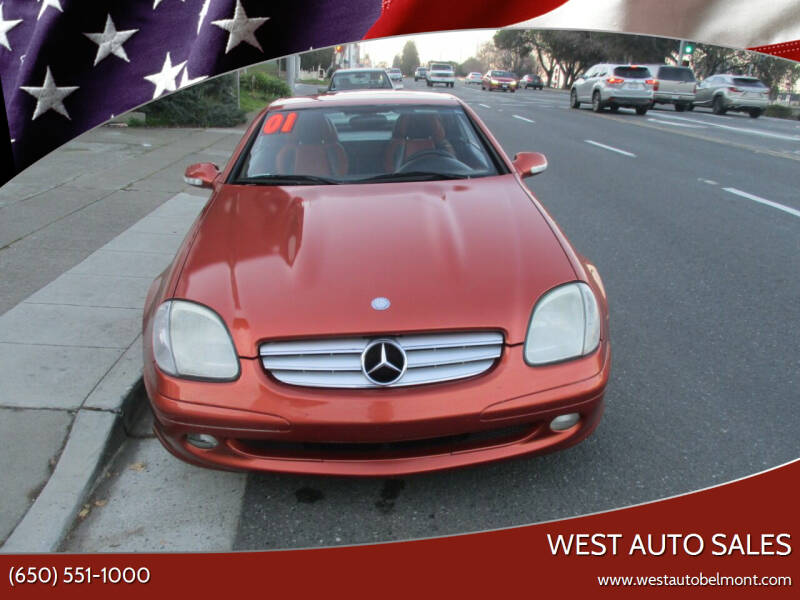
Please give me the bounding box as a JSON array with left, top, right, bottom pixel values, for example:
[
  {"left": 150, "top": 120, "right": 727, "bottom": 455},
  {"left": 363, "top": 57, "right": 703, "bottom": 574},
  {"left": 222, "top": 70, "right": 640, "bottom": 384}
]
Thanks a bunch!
[
  {"left": 197, "top": 0, "right": 210, "bottom": 35},
  {"left": 212, "top": 0, "right": 269, "bottom": 53},
  {"left": 0, "top": 3, "right": 23, "bottom": 52},
  {"left": 84, "top": 15, "right": 138, "bottom": 66},
  {"left": 144, "top": 52, "right": 187, "bottom": 99},
  {"left": 179, "top": 67, "right": 208, "bottom": 89},
  {"left": 37, "top": 0, "right": 62, "bottom": 21},
  {"left": 20, "top": 66, "right": 79, "bottom": 120},
  {"left": 153, "top": 0, "right": 185, "bottom": 9}
]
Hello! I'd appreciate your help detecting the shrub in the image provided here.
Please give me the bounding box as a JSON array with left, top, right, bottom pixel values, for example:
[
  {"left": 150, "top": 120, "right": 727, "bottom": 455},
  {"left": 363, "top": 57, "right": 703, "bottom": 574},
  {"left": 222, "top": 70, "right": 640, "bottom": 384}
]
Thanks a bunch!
[
  {"left": 248, "top": 72, "right": 291, "bottom": 99},
  {"left": 764, "top": 104, "right": 796, "bottom": 119},
  {"left": 141, "top": 73, "right": 246, "bottom": 127}
]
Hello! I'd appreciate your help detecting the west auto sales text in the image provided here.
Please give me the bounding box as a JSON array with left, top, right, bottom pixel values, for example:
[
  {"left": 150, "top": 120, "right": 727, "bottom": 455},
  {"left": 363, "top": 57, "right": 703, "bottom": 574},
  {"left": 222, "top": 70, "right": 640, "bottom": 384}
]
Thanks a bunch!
[{"left": 547, "top": 533, "right": 792, "bottom": 556}]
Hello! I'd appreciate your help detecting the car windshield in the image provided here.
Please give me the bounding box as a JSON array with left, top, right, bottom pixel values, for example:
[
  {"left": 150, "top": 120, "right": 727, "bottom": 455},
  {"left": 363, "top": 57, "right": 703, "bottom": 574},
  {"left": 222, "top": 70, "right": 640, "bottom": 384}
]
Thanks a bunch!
[
  {"left": 614, "top": 66, "right": 651, "bottom": 79},
  {"left": 733, "top": 77, "right": 767, "bottom": 88},
  {"left": 330, "top": 71, "right": 393, "bottom": 91},
  {"left": 233, "top": 104, "right": 503, "bottom": 185},
  {"left": 430, "top": 63, "right": 452, "bottom": 71},
  {"left": 658, "top": 66, "right": 695, "bottom": 82},
  {"left": 491, "top": 71, "right": 514, "bottom": 78}
]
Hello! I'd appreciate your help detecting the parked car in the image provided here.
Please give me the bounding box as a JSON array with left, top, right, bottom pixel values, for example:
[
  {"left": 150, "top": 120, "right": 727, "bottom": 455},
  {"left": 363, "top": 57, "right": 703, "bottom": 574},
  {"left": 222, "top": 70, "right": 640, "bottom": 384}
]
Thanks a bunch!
[
  {"left": 520, "top": 74, "right": 544, "bottom": 90},
  {"left": 570, "top": 64, "right": 654, "bottom": 115},
  {"left": 693, "top": 74, "right": 770, "bottom": 117},
  {"left": 426, "top": 62, "right": 455, "bottom": 87},
  {"left": 413, "top": 66, "right": 427, "bottom": 82},
  {"left": 482, "top": 70, "right": 518, "bottom": 92},
  {"left": 642, "top": 64, "right": 696, "bottom": 111},
  {"left": 328, "top": 68, "right": 394, "bottom": 91},
  {"left": 386, "top": 67, "right": 404, "bottom": 89},
  {"left": 465, "top": 72, "right": 483, "bottom": 85},
  {"left": 145, "top": 90, "right": 611, "bottom": 476}
]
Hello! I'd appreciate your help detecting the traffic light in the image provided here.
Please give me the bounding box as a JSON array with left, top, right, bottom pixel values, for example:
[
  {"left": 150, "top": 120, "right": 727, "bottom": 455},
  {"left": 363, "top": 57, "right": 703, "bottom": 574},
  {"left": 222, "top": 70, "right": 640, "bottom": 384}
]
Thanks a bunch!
[{"left": 683, "top": 42, "right": 695, "bottom": 54}]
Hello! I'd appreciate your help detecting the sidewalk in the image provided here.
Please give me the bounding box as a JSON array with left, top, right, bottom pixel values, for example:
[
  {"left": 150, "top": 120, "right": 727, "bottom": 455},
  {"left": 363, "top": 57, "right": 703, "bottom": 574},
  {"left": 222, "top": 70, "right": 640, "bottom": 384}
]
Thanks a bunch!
[{"left": 0, "top": 123, "right": 246, "bottom": 552}]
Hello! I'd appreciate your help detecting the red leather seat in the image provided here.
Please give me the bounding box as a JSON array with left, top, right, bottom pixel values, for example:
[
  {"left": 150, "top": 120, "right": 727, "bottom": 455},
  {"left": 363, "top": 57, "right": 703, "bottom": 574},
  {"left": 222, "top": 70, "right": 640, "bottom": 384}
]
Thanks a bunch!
[
  {"left": 276, "top": 112, "right": 348, "bottom": 177},
  {"left": 384, "top": 113, "right": 454, "bottom": 172}
]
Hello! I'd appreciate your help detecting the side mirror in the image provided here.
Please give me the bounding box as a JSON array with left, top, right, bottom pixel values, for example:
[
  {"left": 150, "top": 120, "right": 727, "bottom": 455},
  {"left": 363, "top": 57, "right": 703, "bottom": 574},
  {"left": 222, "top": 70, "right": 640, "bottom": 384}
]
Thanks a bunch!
[
  {"left": 512, "top": 152, "right": 548, "bottom": 178},
  {"left": 184, "top": 162, "right": 220, "bottom": 188}
]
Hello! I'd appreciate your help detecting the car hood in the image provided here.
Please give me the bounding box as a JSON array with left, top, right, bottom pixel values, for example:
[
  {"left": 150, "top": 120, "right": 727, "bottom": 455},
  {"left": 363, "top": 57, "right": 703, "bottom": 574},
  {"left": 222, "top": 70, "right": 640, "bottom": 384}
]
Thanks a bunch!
[{"left": 174, "top": 176, "right": 576, "bottom": 355}]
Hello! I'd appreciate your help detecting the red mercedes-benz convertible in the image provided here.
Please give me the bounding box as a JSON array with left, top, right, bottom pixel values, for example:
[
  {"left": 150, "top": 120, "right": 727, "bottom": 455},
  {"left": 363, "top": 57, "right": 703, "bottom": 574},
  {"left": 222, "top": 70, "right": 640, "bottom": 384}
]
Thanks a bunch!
[{"left": 142, "top": 90, "right": 611, "bottom": 476}]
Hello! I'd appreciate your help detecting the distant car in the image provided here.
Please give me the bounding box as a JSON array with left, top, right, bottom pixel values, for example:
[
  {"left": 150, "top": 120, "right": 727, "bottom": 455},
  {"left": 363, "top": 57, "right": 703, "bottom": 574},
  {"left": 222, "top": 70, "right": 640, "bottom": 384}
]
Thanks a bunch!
[
  {"left": 570, "top": 64, "right": 654, "bottom": 115},
  {"left": 520, "top": 74, "right": 544, "bottom": 90},
  {"left": 426, "top": 63, "right": 455, "bottom": 88},
  {"left": 386, "top": 68, "right": 404, "bottom": 89},
  {"left": 146, "top": 90, "right": 611, "bottom": 476},
  {"left": 328, "top": 68, "right": 394, "bottom": 92},
  {"left": 414, "top": 67, "right": 427, "bottom": 82},
  {"left": 482, "top": 70, "right": 518, "bottom": 92},
  {"left": 693, "top": 74, "right": 769, "bottom": 118},
  {"left": 642, "top": 64, "right": 696, "bottom": 111},
  {"left": 465, "top": 72, "right": 483, "bottom": 85}
]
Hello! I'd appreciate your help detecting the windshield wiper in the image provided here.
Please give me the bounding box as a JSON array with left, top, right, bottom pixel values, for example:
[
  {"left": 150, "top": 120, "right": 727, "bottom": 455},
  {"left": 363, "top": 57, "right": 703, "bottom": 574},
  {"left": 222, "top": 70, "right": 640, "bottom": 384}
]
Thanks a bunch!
[
  {"left": 236, "top": 174, "right": 341, "bottom": 186},
  {"left": 354, "top": 171, "right": 472, "bottom": 184}
]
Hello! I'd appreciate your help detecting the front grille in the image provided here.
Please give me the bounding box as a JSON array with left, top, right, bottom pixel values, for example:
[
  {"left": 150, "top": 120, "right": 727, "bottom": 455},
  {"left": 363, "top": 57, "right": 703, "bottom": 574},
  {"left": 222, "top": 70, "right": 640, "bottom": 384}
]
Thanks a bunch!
[
  {"left": 260, "top": 331, "right": 503, "bottom": 388},
  {"left": 232, "top": 422, "right": 534, "bottom": 461}
]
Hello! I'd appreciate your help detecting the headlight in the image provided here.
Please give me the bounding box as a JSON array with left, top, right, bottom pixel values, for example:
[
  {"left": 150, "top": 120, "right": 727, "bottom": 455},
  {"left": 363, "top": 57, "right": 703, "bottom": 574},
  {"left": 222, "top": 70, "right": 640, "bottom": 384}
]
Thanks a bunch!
[
  {"left": 152, "top": 300, "right": 239, "bottom": 380},
  {"left": 491, "top": 79, "right": 498, "bottom": 84},
  {"left": 524, "top": 282, "right": 601, "bottom": 365}
]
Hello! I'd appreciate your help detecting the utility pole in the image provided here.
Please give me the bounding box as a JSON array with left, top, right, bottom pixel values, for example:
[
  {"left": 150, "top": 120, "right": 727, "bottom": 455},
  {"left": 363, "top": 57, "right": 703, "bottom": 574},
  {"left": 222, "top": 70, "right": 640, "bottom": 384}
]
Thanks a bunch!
[{"left": 287, "top": 54, "right": 297, "bottom": 94}]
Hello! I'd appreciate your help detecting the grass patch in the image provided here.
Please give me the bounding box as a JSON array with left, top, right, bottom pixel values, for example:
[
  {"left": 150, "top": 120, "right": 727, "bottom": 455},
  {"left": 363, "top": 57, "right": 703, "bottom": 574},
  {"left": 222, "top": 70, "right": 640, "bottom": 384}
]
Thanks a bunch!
[{"left": 298, "top": 78, "right": 330, "bottom": 86}]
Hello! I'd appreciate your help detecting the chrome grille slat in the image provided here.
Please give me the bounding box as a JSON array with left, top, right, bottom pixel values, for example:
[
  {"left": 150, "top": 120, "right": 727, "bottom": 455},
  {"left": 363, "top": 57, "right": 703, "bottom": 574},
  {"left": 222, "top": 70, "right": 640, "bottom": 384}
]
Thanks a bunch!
[{"left": 260, "top": 332, "right": 503, "bottom": 388}]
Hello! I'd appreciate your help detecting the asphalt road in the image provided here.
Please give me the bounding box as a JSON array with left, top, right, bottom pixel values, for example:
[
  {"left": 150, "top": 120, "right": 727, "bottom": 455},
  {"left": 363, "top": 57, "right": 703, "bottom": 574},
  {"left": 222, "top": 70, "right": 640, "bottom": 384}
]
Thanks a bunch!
[{"left": 63, "top": 79, "right": 800, "bottom": 552}]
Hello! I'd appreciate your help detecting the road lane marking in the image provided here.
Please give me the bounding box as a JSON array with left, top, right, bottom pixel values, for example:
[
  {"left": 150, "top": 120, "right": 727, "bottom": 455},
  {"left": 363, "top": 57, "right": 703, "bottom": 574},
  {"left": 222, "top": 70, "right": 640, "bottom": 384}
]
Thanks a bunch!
[
  {"left": 699, "top": 178, "right": 718, "bottom": 185},
  {"left": 648, "top": 118, "right": 706, "bottom": 129},
  {"left": 656, "top": 113, "right": 800, "bottom": 141},
  {"left": 723, "top": 187, "right": 800, "bottom": 219},
  {"left": 513, "top": 115, "right": 535, "bottom": 123},
  {"left": 478, "top": 103, "right": 491, "bottom": 108},
  {"left": 584, "top": 140, "right": 636, "bottom": 157}
]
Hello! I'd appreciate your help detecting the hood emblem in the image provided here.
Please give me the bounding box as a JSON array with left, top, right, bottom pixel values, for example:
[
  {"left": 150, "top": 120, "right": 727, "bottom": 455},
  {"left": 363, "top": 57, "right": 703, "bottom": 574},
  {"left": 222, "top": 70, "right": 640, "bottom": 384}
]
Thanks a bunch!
[
  {"left": 361, "top": 339, "right": 407, "bottom": 386},
  {"left": 371, "top": 297, "right": 391, "bottom": 311}
]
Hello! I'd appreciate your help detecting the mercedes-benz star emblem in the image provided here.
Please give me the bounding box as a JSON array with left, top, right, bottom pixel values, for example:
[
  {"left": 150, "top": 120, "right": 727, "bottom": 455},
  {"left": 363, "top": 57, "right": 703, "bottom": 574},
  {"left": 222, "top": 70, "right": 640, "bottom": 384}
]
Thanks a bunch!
[
  {"left": 371, "top": 297, "right": 391, "bottom": 311},
  {"left": 361, "top": 339, "right": 407, "bottom": 386}
]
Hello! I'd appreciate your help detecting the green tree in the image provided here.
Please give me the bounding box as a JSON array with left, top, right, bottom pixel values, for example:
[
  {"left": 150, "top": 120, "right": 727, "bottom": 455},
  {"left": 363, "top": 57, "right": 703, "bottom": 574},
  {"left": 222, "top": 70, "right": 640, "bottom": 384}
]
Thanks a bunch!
[
  {"left": 392, "top": 54, "right": 402, "bottom": 68},
  {"left": 300, "top": 48, "right": 334, "bottom": 72},
  {"left": 493, "top": 30, "right": 535, "bottom": 75},
  {"left": 400, "top": 41, "right": 421, "bottom": 75},
  {"left": 458, "top": 57, "right": 485, "bottom": 76}
]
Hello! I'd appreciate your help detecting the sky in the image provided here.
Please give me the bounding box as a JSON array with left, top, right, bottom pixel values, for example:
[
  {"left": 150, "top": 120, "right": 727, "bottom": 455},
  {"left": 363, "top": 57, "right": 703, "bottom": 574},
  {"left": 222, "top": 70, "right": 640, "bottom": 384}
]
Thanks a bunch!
[{"left": 358, "top": 30, "right": 498, "bottom": 66}]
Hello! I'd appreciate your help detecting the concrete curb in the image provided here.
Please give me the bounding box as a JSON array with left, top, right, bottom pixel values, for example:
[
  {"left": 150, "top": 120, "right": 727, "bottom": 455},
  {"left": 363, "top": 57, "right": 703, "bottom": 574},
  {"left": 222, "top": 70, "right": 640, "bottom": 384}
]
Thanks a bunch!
[{"left": 2, "top": 373, "right": 144, "bottom": 553}]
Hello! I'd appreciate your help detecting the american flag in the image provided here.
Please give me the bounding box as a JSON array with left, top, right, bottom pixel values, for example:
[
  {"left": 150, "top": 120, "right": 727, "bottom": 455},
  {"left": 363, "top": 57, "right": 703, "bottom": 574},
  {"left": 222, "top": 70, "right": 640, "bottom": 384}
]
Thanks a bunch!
[
  {"left": 0, "top": 0, "right": 386, "bottom": 185},
  {"left": 1, "top": 0, "right": 796, "bottom": 187}
]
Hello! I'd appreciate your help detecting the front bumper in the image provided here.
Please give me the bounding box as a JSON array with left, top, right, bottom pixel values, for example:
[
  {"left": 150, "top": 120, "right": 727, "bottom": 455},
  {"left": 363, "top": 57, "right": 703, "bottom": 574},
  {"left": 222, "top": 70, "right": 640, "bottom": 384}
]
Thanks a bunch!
[{"left": 145, "top": 343, "right": 610, "bottom": 476}]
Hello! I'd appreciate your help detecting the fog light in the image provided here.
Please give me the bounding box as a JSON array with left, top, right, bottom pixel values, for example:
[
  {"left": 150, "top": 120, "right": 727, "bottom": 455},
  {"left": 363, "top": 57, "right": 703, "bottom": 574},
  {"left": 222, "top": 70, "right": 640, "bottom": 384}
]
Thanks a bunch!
[
  {"left": 186, "top": 433, "right": 218, "bottom": 449},
  {"left": 550, "top": 413, "right": 580, "bottom": 431}
]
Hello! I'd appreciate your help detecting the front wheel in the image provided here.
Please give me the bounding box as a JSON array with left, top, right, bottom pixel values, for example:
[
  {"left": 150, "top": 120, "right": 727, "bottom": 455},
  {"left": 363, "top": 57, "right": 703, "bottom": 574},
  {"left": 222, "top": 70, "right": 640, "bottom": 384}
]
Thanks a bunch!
[
  {"left": 635, "top": 105, "right": 648, "bottom": 115},
  {"left": 712, "top": 96, "right": 727, "bottom": 115},
  {"left": 687, "top": 103, "right": 694, "bottom": 111},
  {"left": 675, "top": 102, "right": 687, "bottom": 112},
  {"left": 570, "top": 88, "right": 580, "bottom": 109},
  {"left": 591, "top": 91, "right": 603, "bottom": 112},
  {"left": 749, "top": 109, "right": 763, "bottom": 118}
]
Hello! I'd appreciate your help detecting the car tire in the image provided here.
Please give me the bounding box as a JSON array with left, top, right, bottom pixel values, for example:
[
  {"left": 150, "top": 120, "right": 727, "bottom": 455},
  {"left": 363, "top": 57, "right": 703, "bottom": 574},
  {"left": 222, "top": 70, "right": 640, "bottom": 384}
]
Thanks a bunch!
[
  {"left": 675, "top": 103, "right": 686, "bottom": 112},
  {"left": 635, "top": 105, "right": 648, "bottom": 115},
  {"left": 511, "top": 88, "right": 516, "bottom": 93},
  {"left": 687, "top": 103, "right": 694, "bottom": 111},
  {"left": 712, "top": 96, "right": 727, "bottom": 115},
  {"left": 570, "top": 88, "right": 580, "bottom": 109},
  {"left": 591, "top": 91, "right": 603, "bottom": 112},
  {"left": 749, "top": 109, "right": 763, "bottom": 118}
]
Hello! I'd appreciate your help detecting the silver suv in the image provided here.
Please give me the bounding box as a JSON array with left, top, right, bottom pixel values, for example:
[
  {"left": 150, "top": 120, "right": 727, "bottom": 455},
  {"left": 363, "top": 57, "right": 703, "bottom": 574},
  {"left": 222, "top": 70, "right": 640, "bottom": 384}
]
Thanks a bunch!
[
  {"left": 693, "top": 74, "right": 769, "bottom": 118},
  {"left": 570, "top": 64, "right": 654, "bottom": 115},
  {"left": 643, "top": 64, "right": 696, "bottom": 112}
]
